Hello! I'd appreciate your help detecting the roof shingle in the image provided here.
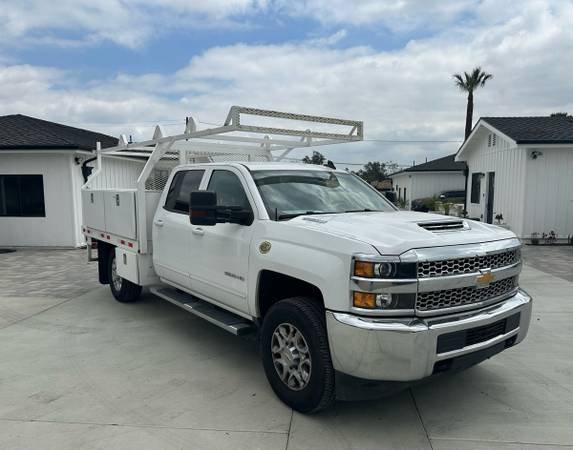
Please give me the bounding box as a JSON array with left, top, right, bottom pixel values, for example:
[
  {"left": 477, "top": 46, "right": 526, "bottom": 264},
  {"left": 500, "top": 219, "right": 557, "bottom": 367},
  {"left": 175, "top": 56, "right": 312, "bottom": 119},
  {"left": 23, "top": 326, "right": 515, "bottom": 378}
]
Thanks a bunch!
[
  {"left": 0, "top": 114, "right": 118, "bottom": 151},
  {"left": 482, "top": 116, "right": 573, "bottom": 144},
  {"left": 392, "top": 154, "right": 466, "bottom": 176}
]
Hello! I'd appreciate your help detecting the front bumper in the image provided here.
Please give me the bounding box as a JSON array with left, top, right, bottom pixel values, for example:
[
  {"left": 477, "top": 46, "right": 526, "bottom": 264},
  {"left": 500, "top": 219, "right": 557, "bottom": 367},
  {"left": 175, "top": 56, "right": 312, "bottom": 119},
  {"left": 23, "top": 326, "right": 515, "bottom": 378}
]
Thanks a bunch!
[{"left": 326, "top": 289, "right": 532, "bottom": 382}]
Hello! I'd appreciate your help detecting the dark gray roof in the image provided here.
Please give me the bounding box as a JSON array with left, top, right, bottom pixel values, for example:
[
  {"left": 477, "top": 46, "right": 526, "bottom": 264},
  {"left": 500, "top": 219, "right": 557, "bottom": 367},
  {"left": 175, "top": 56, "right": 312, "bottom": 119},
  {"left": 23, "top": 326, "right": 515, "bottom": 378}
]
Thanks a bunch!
[
  {"left": 0, "top": 114, "right": 118, "bottom": 151},
  {"left": 392, "top": 154, "right": 466, "bottom": 176},
  {"left": 482, "top": 116, "right": 573, "bottom": 144}
]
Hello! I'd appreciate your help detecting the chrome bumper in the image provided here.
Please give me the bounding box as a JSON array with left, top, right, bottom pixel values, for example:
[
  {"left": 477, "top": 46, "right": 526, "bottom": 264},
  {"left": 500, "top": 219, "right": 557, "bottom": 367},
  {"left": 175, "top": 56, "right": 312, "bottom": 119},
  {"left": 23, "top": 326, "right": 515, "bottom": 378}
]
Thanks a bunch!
[{"left": 326, "top": 289, "right": 532, "bottom": 381}]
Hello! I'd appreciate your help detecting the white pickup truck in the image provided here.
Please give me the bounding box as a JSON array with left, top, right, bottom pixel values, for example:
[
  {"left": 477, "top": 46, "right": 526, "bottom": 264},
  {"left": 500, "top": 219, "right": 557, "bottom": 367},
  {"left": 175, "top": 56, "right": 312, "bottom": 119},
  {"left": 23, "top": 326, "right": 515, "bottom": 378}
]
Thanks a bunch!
[{"left": 82, "top": 107, "right": 532, "bottom": 413}]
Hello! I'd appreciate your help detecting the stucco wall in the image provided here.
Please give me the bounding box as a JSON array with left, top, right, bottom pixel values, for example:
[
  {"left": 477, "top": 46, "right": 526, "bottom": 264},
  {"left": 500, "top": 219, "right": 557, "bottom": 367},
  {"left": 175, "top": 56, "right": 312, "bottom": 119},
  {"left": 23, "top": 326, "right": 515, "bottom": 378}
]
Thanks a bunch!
[{"left": 0, "top": 152, "right": 82, "bottom": 247}]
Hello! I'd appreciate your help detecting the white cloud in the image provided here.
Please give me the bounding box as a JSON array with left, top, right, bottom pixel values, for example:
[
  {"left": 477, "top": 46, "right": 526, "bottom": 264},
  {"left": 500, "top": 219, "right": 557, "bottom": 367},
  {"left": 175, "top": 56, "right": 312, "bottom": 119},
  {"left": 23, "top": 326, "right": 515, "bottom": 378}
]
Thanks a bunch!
[
  {"left": 308, "top": 29, "right": 348, "bottom": 47},
  {"left": 0, "top": 0, "right": 268, "bottom": 49},
  {"left": 0, "top": 0, "right": 495, "bottom": 49},
  {"left": 0, "top": 0, "right": 572, "bottom": 166},
  {"left": 272, "top": 0, "right": 476, "bottom": 30}
]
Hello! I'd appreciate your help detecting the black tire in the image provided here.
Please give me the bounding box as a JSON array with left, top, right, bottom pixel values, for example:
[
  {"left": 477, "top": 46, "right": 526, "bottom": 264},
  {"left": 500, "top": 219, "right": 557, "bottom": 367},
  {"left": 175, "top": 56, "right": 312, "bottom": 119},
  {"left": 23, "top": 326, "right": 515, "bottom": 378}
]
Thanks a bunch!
[
  {"left": 261, "top": 297, "right": 335, "bottom": 413},
  {"left": 107, "top": 250, "right": 142, "bottom": 303}
]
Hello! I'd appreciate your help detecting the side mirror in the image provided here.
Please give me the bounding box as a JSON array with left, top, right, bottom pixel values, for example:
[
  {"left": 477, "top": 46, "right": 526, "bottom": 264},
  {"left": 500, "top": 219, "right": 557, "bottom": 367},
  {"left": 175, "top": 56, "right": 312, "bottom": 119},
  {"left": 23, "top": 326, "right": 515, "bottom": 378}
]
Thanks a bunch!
[{"left": 189, "top": 191, "right": 217, "bottom": 226}]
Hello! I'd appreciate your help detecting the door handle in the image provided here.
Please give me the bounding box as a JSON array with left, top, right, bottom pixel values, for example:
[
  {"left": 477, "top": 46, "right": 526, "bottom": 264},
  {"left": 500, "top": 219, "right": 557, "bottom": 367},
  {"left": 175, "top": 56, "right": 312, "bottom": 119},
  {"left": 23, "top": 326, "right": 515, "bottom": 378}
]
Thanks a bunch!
[
  {"left": 192, "top": 227, "right": 204, "bottom": 236},
  {"left": 154, "top": 219, "right": 164, "bottom": 227}
]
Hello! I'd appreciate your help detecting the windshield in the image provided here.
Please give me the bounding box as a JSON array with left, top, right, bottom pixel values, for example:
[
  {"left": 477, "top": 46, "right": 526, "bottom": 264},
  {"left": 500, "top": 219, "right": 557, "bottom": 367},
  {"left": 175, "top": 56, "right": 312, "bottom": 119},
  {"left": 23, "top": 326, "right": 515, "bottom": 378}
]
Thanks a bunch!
[{"left": 251, "top": 170, "right": 396, "bottom": 220}]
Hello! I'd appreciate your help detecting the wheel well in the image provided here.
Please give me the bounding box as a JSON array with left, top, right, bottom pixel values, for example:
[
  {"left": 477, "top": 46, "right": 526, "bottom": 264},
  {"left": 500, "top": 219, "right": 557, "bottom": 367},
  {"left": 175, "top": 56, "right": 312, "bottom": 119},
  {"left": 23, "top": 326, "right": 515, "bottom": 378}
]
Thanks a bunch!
[
  {"left": 257, "top": 270, "right": 324, "bottom": 318},
  {"left": 96, "top": 240, "right": 114, "bottom": 285}
]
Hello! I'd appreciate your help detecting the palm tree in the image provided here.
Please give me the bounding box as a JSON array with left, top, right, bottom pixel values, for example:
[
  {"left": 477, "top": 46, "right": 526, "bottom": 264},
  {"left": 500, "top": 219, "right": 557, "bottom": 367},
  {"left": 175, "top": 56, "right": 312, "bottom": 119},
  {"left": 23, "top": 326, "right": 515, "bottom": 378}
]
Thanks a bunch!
[{"left": 453, "top": 67, "right": 493, "bottom": 140}]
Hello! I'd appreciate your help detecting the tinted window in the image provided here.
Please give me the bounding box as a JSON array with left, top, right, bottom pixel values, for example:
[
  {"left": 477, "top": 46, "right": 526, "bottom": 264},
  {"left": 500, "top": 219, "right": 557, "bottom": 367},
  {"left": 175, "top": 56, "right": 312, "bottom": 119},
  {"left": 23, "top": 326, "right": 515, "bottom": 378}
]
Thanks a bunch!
[
  {"left": 164, "top": 170, "right": 204, "bottom": 213},
  {"left": 471, "top": 173, "right": 481, "bottom": 204},
  {"left": 207, "top": 171, "right": 251, "bottom": 210},
  {"left": 0, "top": 175, "right": 45, "bottom": 217}
]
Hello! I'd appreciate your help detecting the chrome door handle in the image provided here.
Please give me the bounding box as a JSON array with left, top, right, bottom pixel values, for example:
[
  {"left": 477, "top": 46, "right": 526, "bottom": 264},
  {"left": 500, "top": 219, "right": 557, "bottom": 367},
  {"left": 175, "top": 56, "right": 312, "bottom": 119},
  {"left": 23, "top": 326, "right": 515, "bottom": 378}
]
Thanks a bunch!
[
  {"left": 192, "top": 227, "right": 204, "bottom": 236},
  {"left": 154, "top": 219, "right": 164, "bottom": 227}
]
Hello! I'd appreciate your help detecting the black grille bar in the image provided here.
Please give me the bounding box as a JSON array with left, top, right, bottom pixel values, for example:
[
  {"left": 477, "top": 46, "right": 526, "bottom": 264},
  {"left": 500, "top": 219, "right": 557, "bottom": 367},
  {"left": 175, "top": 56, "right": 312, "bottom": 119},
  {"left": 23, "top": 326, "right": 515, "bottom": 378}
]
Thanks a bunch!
[{"left": 436, "top": 313, "right": 521, "bottom": 354}]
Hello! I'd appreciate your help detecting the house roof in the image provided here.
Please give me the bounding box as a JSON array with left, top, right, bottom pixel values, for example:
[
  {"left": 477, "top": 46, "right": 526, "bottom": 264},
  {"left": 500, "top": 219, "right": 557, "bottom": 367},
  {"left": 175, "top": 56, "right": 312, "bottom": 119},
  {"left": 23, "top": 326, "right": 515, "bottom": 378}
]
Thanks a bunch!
[
  {"left": 0, "top": 114, "right": 118, "bottom": 151},
  {"left": 481, "top": 116, "right": 573, "bottom": 144},
  {"left": 390, "top": 154, "right": 466, "bottom": 177}
]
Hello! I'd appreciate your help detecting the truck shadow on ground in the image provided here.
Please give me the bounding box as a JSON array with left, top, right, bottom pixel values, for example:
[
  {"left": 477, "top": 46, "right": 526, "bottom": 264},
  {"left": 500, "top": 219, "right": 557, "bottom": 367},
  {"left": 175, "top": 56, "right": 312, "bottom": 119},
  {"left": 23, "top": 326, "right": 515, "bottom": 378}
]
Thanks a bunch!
[{"left": 133, "top": 290, "right": 517, "bottom": 418}]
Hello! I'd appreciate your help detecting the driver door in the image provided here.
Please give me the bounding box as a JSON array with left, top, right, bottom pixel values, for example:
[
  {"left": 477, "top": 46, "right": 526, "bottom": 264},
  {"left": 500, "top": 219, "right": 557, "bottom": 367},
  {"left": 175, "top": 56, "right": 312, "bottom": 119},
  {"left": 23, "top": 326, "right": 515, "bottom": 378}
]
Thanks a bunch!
[{"left": 188, "top": 168, "right": 255, "bottom": 315}]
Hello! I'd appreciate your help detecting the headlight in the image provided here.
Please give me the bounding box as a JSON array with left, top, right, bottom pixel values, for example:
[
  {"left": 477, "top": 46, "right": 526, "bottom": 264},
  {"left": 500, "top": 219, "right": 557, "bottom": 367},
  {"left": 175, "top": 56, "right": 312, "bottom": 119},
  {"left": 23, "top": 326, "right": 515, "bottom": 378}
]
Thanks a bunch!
[
  {"left": 352, "top": 292, "right": 416, "bottom": 310},
  {"left": 353, "top": 259, "right": 416, "bottom": 279},
  {"left": 352, "top": 255, "right": 417, "bottom": 312}
]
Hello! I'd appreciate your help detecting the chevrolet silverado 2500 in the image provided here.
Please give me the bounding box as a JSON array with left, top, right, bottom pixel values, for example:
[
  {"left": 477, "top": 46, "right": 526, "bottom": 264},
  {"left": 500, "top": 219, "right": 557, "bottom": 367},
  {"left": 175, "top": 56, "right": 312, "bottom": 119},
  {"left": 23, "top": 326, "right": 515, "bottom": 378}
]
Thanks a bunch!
[{"left": 82, "top": 107, "right": 532, "bottom": 413}]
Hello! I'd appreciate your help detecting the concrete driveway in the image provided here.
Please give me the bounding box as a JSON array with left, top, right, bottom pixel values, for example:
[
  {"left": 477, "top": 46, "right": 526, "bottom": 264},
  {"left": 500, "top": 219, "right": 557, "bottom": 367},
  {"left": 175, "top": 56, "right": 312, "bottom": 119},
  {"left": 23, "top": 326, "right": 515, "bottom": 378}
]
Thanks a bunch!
[{"left": 0, "top": 248, "right": 572, "bottom": 449}]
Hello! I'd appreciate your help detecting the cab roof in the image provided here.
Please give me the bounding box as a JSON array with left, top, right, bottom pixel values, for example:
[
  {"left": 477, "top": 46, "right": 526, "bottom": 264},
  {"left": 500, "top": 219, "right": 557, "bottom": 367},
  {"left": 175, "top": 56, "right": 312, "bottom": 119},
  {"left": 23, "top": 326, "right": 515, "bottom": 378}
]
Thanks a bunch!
[{"left": 181, "top": 161, "right": 340, "bottom": 172}]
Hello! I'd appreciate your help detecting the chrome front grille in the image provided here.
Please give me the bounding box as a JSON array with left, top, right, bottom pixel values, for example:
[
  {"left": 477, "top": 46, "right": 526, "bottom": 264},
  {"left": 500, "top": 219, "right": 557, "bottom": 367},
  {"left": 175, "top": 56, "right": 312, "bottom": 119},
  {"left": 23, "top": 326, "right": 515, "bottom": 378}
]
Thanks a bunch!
[
  {"left": 418, "top": 248, "right": 520, "bottom": 278},
  {"left": 416, "top": 276, "right": 518, "bottom": 312}
]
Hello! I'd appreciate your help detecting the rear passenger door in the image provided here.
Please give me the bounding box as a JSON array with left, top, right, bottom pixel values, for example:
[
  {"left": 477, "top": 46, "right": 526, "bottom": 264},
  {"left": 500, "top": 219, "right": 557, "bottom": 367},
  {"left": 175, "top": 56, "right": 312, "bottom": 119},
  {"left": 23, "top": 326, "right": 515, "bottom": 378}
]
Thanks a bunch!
[{"left": 153, "top": 169, "right": 205, "bottom": 289}]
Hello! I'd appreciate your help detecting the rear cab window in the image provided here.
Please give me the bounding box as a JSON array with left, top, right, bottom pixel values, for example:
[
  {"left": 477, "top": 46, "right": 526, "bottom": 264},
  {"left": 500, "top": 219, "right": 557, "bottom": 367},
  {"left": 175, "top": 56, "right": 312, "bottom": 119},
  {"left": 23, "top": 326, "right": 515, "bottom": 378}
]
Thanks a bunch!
[{"left": 164, "top": 170, "right": 205, "bottom": 213}]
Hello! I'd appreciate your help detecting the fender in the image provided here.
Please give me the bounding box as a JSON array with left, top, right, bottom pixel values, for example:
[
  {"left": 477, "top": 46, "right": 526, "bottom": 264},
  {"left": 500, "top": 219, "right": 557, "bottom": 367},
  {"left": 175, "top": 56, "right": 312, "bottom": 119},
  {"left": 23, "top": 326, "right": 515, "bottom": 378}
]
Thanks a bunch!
[{"left": 248, "top": 220, "right": 377, "bottom": 317}]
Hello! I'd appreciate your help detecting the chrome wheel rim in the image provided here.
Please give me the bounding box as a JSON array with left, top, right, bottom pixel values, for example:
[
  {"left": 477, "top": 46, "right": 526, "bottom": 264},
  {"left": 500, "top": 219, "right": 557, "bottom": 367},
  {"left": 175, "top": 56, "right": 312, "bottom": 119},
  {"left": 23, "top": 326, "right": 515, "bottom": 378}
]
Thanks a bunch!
[
  {"left": 111, "top": 257, "right": 123, "bottom": 292},
  {"left": 271, "top": 323, "right": 312, "bottom": 391}
]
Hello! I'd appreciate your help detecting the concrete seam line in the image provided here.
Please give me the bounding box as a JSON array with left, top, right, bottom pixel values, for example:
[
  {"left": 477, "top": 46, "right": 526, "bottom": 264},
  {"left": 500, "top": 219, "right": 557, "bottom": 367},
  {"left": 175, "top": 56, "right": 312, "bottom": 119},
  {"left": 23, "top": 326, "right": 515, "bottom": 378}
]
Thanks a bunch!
[
  {"left": 409, "top": 388, "right": 434, "bottom": 450},
  {"left": 430, "top": 436, "right": 573, "bottom": 447},
  {"left": 0, "top": 417, "right": 289, "bottom": 434},
  {"left": 0, "top": 297, "right": 76, "bottom": 331},
  {"left": 284, "top": 409, "right": 294, "bottom": 450}
]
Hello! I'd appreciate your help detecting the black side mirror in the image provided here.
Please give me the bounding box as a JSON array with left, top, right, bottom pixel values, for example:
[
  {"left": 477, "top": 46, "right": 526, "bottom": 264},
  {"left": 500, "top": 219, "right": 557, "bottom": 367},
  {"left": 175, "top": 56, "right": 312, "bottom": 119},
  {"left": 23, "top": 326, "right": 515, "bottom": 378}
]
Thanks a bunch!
[
  {"left": 190, "top": 191, "right": 217, "bottom": 225},
  {"left": 190, "top": 191, "right": 253, "bottom": 226},
  {"left": 227, "top": 207, "right": 254, "bottom": 226}
]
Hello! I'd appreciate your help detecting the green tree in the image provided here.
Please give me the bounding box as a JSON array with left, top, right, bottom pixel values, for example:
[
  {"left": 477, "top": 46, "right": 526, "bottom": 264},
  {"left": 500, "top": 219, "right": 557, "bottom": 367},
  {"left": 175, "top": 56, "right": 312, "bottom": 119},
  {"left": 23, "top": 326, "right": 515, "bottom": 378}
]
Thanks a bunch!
[
  {"left": 302, "top": 151, "right": 326, "bottom": 165},
  {"left": 453, "top": 67, "right": 493, "bottom": 140},
  {"left": 355, "top": 161, "right": 398, "bottom": 183},
  {"left": 550, "top": 112, "right": 571, "bottom": 117}
]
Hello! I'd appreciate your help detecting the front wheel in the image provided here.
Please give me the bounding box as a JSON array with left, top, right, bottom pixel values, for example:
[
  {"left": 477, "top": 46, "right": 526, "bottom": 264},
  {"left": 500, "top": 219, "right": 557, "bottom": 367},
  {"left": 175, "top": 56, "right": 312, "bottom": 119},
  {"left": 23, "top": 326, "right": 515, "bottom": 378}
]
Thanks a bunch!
[
  {"left": 261, "top": 297, "right": 335, "bottom": 413},
  {"left": 108, "top": 251, "right": 142, "bottom": 303}
]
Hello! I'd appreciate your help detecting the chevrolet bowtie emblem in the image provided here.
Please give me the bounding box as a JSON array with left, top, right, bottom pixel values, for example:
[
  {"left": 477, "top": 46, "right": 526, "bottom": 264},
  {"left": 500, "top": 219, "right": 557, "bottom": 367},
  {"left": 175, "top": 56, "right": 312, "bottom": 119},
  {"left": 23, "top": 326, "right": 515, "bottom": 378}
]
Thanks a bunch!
[{"left": 476, "top": 269, "right": 494, "bottom": 288}]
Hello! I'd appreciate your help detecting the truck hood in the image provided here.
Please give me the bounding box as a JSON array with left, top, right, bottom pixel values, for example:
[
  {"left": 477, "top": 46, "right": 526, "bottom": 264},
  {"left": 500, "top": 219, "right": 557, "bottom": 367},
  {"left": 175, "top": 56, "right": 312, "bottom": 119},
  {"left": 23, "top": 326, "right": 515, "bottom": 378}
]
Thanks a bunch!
[{"left": 286, "top": 211, "right": 516, "bottom": 255}]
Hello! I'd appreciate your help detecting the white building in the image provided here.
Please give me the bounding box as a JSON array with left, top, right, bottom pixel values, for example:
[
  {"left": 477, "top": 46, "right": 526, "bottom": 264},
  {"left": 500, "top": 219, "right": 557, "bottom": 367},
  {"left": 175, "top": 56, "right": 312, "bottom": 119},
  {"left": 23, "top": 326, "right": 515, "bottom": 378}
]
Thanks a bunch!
[
  {"left": 389, "top": 154, "right": 466, "bottom": 209},
  {"left": 0, "top": 114, "right": 117, "bottom": 247},
  {"left": 456, "top": 116, "right": 573, "bottom": 239}
]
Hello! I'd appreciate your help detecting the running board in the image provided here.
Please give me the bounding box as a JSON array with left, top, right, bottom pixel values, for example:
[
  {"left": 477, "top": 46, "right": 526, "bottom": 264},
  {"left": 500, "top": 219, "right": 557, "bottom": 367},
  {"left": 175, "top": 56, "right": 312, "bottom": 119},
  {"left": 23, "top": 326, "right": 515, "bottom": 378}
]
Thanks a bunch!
[{"left": 150, "top": 286, "right": 255, "bottom": 336}]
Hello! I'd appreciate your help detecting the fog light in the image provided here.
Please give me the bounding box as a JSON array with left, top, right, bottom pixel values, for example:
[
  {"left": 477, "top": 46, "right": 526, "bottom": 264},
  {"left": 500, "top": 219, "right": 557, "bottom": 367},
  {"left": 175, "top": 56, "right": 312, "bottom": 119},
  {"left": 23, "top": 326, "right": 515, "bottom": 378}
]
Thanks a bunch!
[
  {"left": 375, "top": 293, "right": 392, "bottom": 308},
  {"left": 353, "top": 292, "right": 394, "bottom": 309}
]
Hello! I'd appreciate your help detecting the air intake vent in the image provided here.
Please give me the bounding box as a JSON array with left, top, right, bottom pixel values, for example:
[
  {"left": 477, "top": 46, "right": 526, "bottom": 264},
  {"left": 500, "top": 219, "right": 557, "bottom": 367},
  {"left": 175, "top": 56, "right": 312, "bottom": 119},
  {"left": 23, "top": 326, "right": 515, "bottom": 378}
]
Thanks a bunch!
[{"left": 418, "top": 220, "right": 468, "bottom": 232}]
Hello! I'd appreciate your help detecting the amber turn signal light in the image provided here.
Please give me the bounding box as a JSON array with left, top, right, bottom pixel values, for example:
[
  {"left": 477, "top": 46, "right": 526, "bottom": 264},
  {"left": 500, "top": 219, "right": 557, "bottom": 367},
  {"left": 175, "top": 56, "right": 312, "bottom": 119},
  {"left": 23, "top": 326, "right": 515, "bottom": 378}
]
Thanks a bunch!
[
  {"left": 354, "top": 261, "right": 374, "bottom": 278},
  {"left": 353, "top": 291, "right": 377, "bottom": 309}
]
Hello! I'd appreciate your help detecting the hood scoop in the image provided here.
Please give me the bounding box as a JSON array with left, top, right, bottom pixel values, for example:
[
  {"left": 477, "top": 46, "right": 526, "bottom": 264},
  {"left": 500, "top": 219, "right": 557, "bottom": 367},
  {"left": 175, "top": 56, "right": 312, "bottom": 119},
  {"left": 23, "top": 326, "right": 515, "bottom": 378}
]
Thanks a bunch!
[{"left": 418, "top": 220, "right": 469, "bottom": 232}]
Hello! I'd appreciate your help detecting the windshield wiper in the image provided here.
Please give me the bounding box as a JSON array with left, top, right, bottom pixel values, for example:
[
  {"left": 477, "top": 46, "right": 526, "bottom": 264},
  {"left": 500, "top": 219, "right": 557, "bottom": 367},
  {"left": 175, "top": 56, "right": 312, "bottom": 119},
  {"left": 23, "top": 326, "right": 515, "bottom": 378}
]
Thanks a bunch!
[
  {"left": 277, "top": 211, "right": 337, "bottom": 221},
  {"left": 344, "top": 208, "right": 378, "bottom": 213}
]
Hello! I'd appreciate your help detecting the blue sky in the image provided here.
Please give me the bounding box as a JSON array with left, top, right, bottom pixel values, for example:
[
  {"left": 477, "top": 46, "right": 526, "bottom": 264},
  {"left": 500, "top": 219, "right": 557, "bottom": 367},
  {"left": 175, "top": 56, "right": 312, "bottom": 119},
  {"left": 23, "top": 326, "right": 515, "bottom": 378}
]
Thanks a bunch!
[{"left": 1, "top": 0, "right": 571, "bottom": 168}]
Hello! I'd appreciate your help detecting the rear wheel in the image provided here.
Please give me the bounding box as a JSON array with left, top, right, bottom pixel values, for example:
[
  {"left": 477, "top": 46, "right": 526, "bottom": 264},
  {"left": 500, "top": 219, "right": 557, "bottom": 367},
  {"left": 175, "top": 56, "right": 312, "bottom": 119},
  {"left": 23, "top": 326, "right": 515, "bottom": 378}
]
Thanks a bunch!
[
  {"left": 107, "top": 251, "right": 142, "bottom": 303},
  {"left": 261, "top": 297, "right": 335, "bottom": 413}
]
